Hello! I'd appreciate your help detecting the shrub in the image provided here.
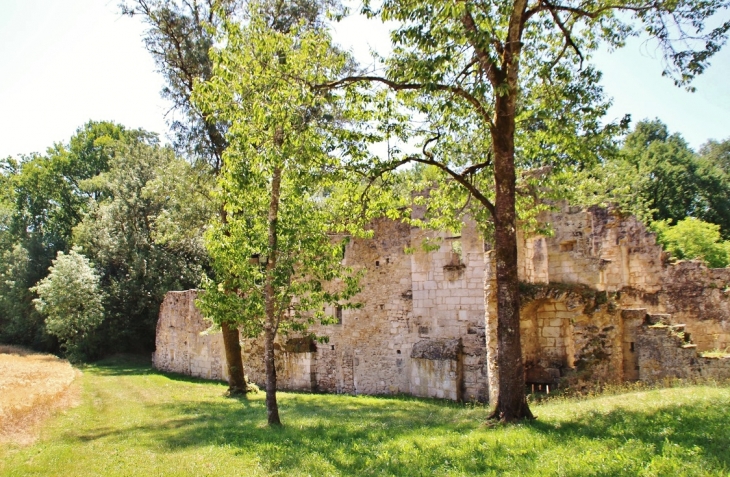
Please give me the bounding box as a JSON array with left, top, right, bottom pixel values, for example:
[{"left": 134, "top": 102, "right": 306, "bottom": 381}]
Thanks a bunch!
[
  {"left": 31, "top": 248, "right": 104, "bottom": 361},
  {"left": 653, "top": 217, "right": 730, "bottom": 268}
]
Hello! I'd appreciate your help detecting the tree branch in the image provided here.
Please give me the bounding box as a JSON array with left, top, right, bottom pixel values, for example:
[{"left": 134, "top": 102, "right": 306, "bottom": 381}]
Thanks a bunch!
[
  {"left": 412, "top": 136, "right": 496, "bottom": 216},
  {"left": 544, "top": 0, "right": 584, "bottom": 67},
  {"left": 459, "top": 7, "right": 503, "bottom": 88},
  {"left": 314, "top": 75, "right": 494, "bottom": 129}
]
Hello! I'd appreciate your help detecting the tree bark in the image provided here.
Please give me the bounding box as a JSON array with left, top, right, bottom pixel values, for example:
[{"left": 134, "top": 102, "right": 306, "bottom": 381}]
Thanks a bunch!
[
  {"left": 264, "top": 165, "right": 283, "bottom": 426},
  {"left": 488, "top": 109, "right": 533, "bottom": 421},
  {"left": 221, "top": 320, "right": 247, "bottom": 395},
  {"left": 487, "top": 24, "right": 533, "bottom": 420},
  {"left": 219, "top": 207, "right": 248, "bottom": 394}
]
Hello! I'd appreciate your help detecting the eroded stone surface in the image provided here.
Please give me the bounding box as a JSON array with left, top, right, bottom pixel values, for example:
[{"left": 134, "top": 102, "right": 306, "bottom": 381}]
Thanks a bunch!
[{"left": 152, "top": 205, "right": 730, "bottom": 401}]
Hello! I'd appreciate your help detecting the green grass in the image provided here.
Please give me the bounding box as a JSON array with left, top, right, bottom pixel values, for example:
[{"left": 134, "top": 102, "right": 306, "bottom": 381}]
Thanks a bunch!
[{"left": 2, "top": 356, "right": 730, "bottom": 476}]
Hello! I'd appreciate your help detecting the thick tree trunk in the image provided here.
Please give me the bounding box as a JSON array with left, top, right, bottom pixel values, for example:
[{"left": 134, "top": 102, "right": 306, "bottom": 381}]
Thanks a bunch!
[
  {"left": 264, "top": 165, "right": 283, "bottom": 426},
  {"left": 487, "top": 90, "right": 533, "bottom": 422},
  {"left": 221, "top": 321, "right": 247, "bottom": 395}
]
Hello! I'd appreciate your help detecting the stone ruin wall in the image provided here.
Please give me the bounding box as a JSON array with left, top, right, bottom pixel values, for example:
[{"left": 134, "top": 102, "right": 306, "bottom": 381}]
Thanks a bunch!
[
  {"left": 637, "top": 316, "right": 730, "bottom": 383},
  {"left": 152, "top": 204, "right": 730, "bottom": 401},
  {"left": 238, "top": 217, "right": 489, "bottom": 401},
  {"left": 524, "top": 206, "right": 730, "bottom": 352},
  {"left": 152, "top": 290, "right": 227, "bottom": 381},
  {"left": 508, "top": 205, "right": 730, "bottom": 390}
]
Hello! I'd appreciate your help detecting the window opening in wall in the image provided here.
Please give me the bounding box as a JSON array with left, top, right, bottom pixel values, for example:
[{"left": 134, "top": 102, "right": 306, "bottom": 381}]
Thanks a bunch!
[
  {"left": 335, "top": 306, "right": 343, "bottom": 324},
  {"left": 396, "top": 350, "right": 401, "bottom": 354},
  {"left": 375, "top": 260, "right": 380, "bottom": 267},
  {"left": 386, "top": 257, "right": 390, "bottom": 264},
  {"left": 560, "top": 240, "right": 576, "bottom": 252},
  {"left": 630, "top": 342, "right": 635, "bottom": 352},
  {"left": 331, "top": 345, "right": 335, "bottom": 351},
  {"left": 450, "top": 239, "right": 462, "bottom": 258},
  {"left": 379, "top": 304, "right": 384, "bottom": 310}
]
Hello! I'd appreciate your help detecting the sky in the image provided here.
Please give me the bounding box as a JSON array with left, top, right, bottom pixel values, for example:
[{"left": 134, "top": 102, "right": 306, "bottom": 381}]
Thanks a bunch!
[{"left": 1, "top": 0, "right": 729, "bottom": 160}]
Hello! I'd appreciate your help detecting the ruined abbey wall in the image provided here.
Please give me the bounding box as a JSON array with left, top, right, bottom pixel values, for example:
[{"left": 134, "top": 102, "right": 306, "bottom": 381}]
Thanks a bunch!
[
  {"left": 152, "top": 290, "right": 227, "bottom": 381},
  {"left": 235, "top": 217, "right": 490, "bottom": 401},
  {"left": 152, "top": 205, "right": 730, "bottom": 401}
]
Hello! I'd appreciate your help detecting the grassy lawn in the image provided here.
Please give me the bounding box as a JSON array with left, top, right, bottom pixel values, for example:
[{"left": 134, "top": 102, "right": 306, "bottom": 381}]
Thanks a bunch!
[{"left": 1, "top": 356, "right": 729, "bottom": 476}]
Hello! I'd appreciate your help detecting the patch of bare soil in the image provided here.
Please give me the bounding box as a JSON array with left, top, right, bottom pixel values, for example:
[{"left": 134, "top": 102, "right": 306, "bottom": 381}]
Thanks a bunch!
[{"left": 0, "top": 345, "right": 80, "bottom": 445}]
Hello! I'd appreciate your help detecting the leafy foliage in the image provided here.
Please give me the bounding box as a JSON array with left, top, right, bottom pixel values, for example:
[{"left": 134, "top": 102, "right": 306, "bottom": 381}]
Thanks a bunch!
[
  {"left": 31, "top": 248, "right": 104, "bottom": 361},
  {"left": 0, "top": 122, "right": 133, "bottom": 350},
  {"left": 653, "top": 218, "right": 730, "bottom": 268},
  {"left": 192, "top": 6, "right": 368, "bottom": 423},
  {"left": 193, "top": 13, "right": 363, "bottom": 339},
  {"left": 74, "top": 141, "right": 210, "bottom": 354}
]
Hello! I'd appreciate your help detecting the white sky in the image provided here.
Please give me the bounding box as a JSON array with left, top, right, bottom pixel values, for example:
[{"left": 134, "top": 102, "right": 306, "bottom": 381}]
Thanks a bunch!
[{"left": 1, "top": 0, "right": 728, "bottom": 159}]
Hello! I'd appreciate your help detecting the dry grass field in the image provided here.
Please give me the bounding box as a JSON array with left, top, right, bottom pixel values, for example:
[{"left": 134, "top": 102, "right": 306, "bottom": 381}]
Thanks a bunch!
[{"left": 0, "top": 345, "right": 78, "bottom": 445}]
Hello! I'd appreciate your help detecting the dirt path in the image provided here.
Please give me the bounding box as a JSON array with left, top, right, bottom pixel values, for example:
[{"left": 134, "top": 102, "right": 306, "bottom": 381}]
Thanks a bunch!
[{"left": 0, "top": 345, "right": 79, "bottom": 445}]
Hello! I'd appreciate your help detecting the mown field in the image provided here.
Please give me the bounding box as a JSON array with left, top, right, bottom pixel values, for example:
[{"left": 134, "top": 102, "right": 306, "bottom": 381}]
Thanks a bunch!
[{"left": 1, "top": 354, "right": 729, "bottom": 477}]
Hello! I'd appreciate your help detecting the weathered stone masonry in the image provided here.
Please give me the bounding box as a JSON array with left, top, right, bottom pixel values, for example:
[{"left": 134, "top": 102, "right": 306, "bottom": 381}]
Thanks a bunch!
[{"left": 152, "top": 205, "right": 730, "bottom": 401}]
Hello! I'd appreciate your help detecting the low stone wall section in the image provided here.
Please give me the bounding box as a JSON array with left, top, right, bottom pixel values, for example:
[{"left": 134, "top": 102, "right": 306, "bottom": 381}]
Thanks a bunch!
[
  {"left": 638, "top": 320, "right": 730, "bottom": 382},
  {"left": 152, "top": 290, "right": 226, "bottom": 381}
]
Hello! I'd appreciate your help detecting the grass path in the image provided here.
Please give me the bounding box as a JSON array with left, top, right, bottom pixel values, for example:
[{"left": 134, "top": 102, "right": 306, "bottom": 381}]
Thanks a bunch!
[{"left": 1, "top": 355, "right": 729, "bottom": 476}]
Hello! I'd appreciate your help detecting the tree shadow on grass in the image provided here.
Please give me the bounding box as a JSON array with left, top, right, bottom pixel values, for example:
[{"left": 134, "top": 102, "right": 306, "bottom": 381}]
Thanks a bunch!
[
  {"left": 67, "top": 357, "right": 730, "bottom": 476},
  {"left": 85, "top": 355, "right": 232, "bottom": 387},
  {"left": 525, "top": 400, "right": 730, "bottom": 474},
  {"left": 63, "top": 390, "right": 505, "bottom": 475}
]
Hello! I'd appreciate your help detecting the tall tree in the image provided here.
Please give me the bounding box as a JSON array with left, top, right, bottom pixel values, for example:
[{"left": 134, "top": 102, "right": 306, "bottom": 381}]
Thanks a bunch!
[
  {"left": 122, "top": 0, "right": 247, "bottom": 392},
  {"left": 323, "top": 0, "right": 729, "bottom": 421},
  {"left": 193, "top": 9, "right": 362, "bottom": 426},
  {"left": 122, "top": 0, "right": 341, "bottom": 394}
]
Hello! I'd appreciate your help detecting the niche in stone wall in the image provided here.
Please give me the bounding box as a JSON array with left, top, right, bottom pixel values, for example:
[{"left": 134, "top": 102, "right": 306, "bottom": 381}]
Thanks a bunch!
[
  {"left": 520, "top": 295, "right": 578, "bottom": 388},
  {"left": 280, "top": 336, "right": 318, "bottom": 392},
  {"left": 410, "top": 338, "right": 463, "bottom": 401}
]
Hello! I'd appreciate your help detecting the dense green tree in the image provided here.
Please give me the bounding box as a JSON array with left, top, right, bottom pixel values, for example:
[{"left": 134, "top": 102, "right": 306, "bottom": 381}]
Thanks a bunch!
[
  {"left": 193, "top": 9, "right": 363, "bottom": 425},
  {"left": 700, "top": 138, "right": 730, "bottom": 175},
  {"left": 579, "top": 120, "right": 730, "bottom": 238},
  {"left": 324, "top": 0, "right": 729, "bottom": 421},
  {"left": 653, "top": 218, "right": 730, "bottom": 268},
  {"left": 31, "top": 248, "right": 105, "bottom": 362},
  {"left": 74, "top": 140, "right": 210, "bottom": 355},
  {"left": 622, "top": 120, "right": 704, "bottom": 222},
  {"left": 0, "top": 122, "right": 135, "bottom": 349}
]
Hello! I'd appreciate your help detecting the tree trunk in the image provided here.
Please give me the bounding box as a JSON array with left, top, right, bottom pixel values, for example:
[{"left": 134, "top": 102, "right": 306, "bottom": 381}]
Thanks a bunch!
[
  {"left": 487, "top": 88, "right": 534, "bottom": 422},
  {"left": 219, "top": 207, "right": 247, "bottom": 394},
  {"left": 221, "top": 321, "right": 247, "bottom": 395},
  {"left": 264, "top": 165, "right": 283, "bottom": 426}
]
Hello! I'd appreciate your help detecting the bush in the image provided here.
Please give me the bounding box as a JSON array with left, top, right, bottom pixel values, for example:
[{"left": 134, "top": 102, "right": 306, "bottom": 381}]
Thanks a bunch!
[
  {"left": 31, "top": 248, "right": 104, "bottom": 361},
  {"left": 653, "top": 218, "right": 730, "bottom": 268}
]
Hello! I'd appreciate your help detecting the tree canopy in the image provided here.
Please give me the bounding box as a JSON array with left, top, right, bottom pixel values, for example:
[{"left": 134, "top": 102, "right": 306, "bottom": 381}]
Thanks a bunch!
[
  {"left": 318, "top": 0, "right": 730, "bottom": 421},
  {"left": 193, "top": 8, "right": 365, "bottom": 425}
]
